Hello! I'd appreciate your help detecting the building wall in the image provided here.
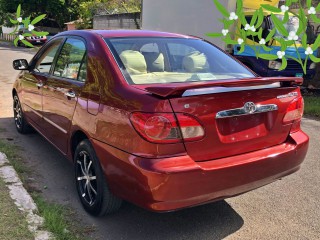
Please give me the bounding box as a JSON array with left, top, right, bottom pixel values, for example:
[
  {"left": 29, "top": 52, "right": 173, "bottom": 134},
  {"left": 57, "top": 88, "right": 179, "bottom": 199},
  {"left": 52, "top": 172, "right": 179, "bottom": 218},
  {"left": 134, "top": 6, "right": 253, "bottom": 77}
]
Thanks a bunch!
[
  {"left": 66, "top": 24, "right": 76, "bottom": 31},
  {"left": 93, "top": 12, "right": 141, "bottom": 30},
  {"left": 141, "top": 0, "right": 235, "bottom": 49}
]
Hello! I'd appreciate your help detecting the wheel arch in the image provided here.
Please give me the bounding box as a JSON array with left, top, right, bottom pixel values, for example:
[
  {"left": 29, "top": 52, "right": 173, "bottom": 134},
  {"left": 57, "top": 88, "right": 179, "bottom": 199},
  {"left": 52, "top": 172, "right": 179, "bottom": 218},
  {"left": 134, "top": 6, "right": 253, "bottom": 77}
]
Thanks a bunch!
[{"left": 70, "top": 130, "right": 89, "bottom": 161}]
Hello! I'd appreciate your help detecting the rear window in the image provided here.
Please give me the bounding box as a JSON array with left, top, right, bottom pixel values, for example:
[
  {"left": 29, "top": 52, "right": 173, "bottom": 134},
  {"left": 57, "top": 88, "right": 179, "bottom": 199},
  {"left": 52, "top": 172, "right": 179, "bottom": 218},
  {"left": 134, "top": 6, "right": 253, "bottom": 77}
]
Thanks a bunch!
[{"left": 106, "top": 37, "right": 254, "bottom": 85}]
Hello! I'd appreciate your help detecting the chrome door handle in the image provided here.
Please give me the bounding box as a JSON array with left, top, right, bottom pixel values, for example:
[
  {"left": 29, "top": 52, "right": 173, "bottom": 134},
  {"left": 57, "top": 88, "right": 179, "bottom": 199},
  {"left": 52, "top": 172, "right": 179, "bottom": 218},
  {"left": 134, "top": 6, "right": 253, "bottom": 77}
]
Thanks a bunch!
[
  {"left": 36, "top": 82, "right": 43, "bottom": 88},
  {"left": 65, "top": 91, "right": 76, "bottom": 98}
]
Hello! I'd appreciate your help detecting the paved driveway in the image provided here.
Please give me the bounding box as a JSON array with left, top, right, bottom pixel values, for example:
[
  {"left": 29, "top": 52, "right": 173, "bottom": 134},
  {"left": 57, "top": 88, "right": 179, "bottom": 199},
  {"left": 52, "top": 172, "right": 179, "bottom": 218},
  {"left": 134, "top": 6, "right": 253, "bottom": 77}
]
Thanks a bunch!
[{"left": 0, "top": 43, "right": 319, "bottom": 239}]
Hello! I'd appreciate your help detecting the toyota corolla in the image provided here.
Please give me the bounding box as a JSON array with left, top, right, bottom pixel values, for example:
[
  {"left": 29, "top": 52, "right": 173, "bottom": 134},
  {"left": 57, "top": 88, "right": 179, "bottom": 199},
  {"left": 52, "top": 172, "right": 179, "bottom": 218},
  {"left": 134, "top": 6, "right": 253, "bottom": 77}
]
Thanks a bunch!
[{"left": 12, "top": 30, "right": 308, "bottom": 216}]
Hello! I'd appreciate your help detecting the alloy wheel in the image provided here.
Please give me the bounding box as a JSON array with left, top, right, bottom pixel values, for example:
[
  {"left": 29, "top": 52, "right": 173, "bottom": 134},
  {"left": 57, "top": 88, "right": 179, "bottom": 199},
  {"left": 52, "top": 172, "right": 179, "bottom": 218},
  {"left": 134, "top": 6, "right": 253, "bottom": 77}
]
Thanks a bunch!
[
  {"left": 13, "top": 96, "right": 22, "bottom": 130},
  {"left": 76, "top": 151, "right": 98, "bottom": 206}
]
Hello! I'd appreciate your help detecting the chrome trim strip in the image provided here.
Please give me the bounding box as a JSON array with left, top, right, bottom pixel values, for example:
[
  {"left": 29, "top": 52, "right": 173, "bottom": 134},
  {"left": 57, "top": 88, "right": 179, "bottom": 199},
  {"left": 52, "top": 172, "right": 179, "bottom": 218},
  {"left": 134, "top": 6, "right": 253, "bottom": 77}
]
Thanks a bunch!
[
  {"left": 26, "top": 105, "right": 42, "bottom": 118},
  {"left": 43, "top": 117, "right": 68, "bottom": 134},
  {"left": 182, "top": 82, "right": 280, "bottom": 97},
  {"left": 26, "top": 106, "right": 68, "bottom": 134},
  {"left": 277, "top": 92, "right": 298, "bottom": 99},
  {"left": 216, "top": 104, "right": 278, "bottom": 119}
]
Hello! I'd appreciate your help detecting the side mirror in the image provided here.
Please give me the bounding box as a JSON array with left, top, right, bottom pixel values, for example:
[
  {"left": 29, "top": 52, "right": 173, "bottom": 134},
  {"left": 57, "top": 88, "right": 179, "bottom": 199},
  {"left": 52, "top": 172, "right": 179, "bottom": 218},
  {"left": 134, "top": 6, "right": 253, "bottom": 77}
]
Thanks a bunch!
[{"left": 13, "top": 59, "right": 29, "bottom": 70}]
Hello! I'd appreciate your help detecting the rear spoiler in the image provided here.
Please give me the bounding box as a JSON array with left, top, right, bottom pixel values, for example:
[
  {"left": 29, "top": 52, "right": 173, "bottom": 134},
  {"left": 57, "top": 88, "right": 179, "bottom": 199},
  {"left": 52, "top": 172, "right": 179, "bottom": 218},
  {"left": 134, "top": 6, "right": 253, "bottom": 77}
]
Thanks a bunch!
[{"left": 142, "top": 77, "right": 303, "bottom": 98}]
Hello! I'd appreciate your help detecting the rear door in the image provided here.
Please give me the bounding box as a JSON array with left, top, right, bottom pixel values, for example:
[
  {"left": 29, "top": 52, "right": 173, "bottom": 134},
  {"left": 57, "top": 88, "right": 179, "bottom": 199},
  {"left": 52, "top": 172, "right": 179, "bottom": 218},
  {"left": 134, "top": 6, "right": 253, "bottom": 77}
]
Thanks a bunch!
[{"left": 41, "top": 37, "right": 87, "bottom": 153}]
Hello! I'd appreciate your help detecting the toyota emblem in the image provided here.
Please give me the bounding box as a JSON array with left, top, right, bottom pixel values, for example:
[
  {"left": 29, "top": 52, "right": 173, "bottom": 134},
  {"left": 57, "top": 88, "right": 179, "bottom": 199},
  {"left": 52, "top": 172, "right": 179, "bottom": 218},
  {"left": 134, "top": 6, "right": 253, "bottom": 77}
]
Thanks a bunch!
[{"left": 244, "top": 102, "right": 256, "bottom": 114}]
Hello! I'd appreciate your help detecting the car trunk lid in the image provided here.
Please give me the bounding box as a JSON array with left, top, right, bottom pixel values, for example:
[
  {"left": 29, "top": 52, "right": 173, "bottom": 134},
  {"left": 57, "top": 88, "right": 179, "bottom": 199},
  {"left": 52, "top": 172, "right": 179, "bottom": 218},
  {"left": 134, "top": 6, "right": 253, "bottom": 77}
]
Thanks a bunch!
[{"left": 135, "top": 77, "right": 303, "bottom": 161}]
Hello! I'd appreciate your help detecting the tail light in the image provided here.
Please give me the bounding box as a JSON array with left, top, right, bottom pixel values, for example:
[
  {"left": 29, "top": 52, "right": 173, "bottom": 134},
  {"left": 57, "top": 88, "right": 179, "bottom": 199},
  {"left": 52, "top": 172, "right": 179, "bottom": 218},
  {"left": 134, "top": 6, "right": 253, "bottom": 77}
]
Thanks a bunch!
[
  {"left": 283, "top": 97, "right": 304, "bottom": 133},
  {"left": 177, "top": 114, "right": 205, "bottom": 141},
  {"left": 130, "top": 112, "right": 204, "bottom": 143}
]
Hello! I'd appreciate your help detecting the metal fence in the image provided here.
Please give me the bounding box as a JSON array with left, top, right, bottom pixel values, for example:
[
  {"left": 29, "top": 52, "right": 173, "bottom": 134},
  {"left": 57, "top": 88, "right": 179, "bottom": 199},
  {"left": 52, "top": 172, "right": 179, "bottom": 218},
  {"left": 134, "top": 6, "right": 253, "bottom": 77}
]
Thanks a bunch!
[
  {"left": 93, "top": 12, "right": 141, "bottom": 30},
  {"left": 0, "top": 33, "right": 16, "bottom": 41}
]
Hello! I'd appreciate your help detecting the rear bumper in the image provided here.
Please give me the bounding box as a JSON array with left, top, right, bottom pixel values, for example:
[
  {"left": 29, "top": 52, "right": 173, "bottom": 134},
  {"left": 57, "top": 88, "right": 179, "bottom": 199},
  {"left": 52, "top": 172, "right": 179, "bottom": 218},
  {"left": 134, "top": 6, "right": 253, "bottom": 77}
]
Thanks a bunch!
[{"left": 92, "top": 130, "right": 309, "bottom": 212}]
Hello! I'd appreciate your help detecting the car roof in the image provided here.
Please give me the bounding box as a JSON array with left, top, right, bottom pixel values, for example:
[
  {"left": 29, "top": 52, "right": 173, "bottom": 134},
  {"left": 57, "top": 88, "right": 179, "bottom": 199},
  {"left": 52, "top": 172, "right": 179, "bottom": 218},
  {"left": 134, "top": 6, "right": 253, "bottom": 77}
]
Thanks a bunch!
[{"left": 57, "top": 29, "right": 199, "bottom": 39}]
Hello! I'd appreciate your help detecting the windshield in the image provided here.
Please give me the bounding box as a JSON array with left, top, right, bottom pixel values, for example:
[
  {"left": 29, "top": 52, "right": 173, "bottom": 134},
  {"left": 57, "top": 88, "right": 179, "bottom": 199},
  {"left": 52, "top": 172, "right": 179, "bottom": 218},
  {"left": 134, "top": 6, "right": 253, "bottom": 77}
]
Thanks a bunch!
[
  {"left": 272, "top": 15, "right": 300, "bottom": 41},
  {"left": 106, "top": 37, "right": 254, "bottom": 85}
]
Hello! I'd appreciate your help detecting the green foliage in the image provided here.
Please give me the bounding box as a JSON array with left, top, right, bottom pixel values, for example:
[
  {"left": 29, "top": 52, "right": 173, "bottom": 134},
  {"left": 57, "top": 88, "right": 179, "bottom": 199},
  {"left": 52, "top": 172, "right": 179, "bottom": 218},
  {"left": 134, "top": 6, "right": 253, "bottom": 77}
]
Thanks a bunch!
[
  {"left": 271, "top": 14, "right": 288, "bottom": 37},
  {"left": 310, "top": 54, "right": 320, "bottom": 62},
  {"left": 304, "top": 96, "right": 320, "bottom": 118},
  {"left": 213, "top": 0, "right": 229, "bottom": 17},
  {"left": 0, "top": 0, "right": 80, "bottom": 29},
  {"left": 258, "top": 54, "right": 278, "bottom": 60},
  {"left": 77, "top": 0, "right": 141, "bottom": 29},
  {"left": 0, "top": 179, "right": 33, "bottom": 240},
  {"left": 31, "top": 14, "right": 46, "bottom": 25},
  {"left": 236, "top": 0, "right": 243, "bottom": 16},
  {"left": 312, "top": 34, "right": 320, "bottom": 50},
  {"left": 261, "top": 4, "right": 281, "bottom": 12},
  {"left": 255, "top": 8, "right": 264, "bottom": 28},
  {"left": 279, "top": 57, "right": 288, "bottom": 70},
  {"left": 206, "top": 32, "right": 223, "bottom": 37},
  {"left": 208, "top": 0, "right": 320, "bottom": 74},
  {"left": 266, "top": 29, "right": 276, "bottom": 42},
  {"left": 8, "top": 4, "right": 49, "bottom": 48},
  {"left": 33, "top": 195, "right": 85, "bottom": 240}
]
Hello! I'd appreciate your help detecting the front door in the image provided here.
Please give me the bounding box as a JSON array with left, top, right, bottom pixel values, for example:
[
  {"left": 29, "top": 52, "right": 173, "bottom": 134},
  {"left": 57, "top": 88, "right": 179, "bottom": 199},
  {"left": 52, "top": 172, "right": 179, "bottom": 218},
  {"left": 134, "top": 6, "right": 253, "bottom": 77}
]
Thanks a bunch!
[{"left": 20, "top": 39, "right": 63, "bottom": 126}]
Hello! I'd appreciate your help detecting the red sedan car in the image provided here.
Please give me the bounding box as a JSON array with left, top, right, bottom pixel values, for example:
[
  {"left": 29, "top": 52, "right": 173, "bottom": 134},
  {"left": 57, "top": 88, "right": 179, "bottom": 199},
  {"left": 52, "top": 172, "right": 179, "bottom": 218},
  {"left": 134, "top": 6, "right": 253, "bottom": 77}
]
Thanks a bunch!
[{"left": 12, "top": 30, "right": 308, "bottom": 216}]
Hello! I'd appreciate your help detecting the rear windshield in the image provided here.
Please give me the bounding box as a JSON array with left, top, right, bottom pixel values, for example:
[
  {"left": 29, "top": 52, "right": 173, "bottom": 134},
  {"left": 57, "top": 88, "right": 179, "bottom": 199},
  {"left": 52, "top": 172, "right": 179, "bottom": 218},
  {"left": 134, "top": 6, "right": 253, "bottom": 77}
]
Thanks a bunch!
[{"left": 106, "top": 37, "right": 255, "bottom": 85}]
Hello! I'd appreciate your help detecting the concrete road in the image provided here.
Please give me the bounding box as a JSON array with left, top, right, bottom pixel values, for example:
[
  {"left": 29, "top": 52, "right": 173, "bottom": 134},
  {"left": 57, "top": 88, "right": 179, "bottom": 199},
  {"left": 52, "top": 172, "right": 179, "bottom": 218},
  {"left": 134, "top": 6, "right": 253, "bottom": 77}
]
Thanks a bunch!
[{"left": 0, "top": 43, "right": 319, "bottom": 240}]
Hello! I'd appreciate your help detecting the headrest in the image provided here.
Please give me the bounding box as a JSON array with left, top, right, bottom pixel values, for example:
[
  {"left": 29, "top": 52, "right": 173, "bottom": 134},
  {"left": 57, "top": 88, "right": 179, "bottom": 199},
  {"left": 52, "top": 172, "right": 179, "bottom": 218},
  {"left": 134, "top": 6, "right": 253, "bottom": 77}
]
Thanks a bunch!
[
  {"left": 143, "top": 52, "right": 165, "bottom": 72},
  {"left": 119, "top": 50, "right": 147, "bottom": 74},
  {"left": 183, "top": 51, "right": 208, "bottom": 72}
]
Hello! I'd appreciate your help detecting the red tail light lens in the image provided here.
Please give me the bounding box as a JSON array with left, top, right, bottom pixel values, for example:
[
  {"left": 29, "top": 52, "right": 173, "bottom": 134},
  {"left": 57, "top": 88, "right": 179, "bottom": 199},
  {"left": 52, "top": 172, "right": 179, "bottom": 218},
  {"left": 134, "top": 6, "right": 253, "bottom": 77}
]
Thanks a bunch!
[
  {"left": 283, "top": 97, "right": 304, "bottom": 124},
  {"left": 130, "top": 113, "right": 181, "bottom": 143},
  {"left": 130, "top": 112, "right": 204, "bottom": 143},
  {"left": 177, "top": 114, "right": 205, "bottom": 141},
  {"left": 283, "top": 97, "right": 304, "bottom": 133}
]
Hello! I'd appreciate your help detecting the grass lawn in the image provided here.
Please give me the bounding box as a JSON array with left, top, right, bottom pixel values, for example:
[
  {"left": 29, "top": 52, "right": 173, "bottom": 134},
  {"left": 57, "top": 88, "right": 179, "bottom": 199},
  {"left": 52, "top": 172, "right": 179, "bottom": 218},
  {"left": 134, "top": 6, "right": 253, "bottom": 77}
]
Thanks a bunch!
[
  {"left": 0, "top": 178, "right": 33, "bottom": 240},
  {"left": 304, "top": 96, "right": 320, "bottom": 118},
  {"left": 0, "top": 139, "right": 88, "bottom": 240}
]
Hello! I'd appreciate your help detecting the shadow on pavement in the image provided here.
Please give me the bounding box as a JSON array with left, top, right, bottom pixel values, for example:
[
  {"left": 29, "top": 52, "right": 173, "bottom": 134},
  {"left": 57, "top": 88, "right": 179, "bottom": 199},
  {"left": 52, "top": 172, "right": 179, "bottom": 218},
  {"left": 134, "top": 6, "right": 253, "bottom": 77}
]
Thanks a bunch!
[{"left": 94, "top": 200, "right": 244, "bottom": 240}]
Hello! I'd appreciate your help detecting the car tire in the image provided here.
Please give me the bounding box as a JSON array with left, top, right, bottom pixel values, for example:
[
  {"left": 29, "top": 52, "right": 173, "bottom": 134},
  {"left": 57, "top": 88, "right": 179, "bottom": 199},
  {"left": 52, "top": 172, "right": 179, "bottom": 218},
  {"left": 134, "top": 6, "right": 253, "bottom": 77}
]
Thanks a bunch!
[
  {"left": 13, "top": 94, "right": 33, "bottom": 134},
  {"left": 74, "top": 139, "right": 122, "bottom": 216}
]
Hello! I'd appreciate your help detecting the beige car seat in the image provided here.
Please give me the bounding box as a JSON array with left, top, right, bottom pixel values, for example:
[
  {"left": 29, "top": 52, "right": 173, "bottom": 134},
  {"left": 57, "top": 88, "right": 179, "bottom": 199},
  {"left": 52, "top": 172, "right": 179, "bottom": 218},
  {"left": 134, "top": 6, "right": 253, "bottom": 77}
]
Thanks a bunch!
[
  {"left": 183, "top": 51, "right": 209, "bottom": 72},
  {"left": 142, "top": 52, "right": 165, "bottom": 72},
  {"left": 119, "top": 50, "right": 147, "bottom": 74}
]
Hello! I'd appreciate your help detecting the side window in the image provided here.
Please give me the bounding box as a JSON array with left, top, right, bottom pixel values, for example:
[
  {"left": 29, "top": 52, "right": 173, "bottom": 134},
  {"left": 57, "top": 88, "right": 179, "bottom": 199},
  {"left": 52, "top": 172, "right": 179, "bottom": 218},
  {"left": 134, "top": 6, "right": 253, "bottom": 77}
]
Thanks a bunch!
[
  {"left": 34, "top": 40, "right": 62, "bottom": 74},
  {"left": 53, "top": 38, "right": 86, "bottom": 81}
]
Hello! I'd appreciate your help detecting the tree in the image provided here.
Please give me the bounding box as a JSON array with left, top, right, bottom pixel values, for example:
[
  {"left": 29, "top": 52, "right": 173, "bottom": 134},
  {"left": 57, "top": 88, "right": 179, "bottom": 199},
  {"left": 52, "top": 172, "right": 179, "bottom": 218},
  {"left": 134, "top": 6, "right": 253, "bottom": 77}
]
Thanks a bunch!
[
  {"left": 77, "top": 0, "right": 141, "bottom": 29},
  {"left": 0, "top": 0, "right": 81, "bottom": 30},
  {"left": 0, "top": 0, "right": 141, "bottom": 30}
]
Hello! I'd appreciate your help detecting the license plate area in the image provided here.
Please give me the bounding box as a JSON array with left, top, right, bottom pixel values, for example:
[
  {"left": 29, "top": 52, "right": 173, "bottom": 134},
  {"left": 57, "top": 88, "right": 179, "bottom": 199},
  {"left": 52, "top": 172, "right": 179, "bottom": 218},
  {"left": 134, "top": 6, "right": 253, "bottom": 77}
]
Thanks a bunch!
[{"left": 216, "top": 113, "right": 274, "bottom": 143}]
